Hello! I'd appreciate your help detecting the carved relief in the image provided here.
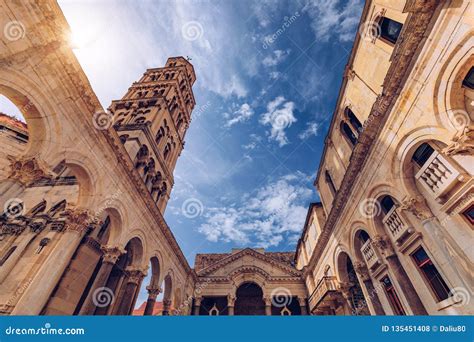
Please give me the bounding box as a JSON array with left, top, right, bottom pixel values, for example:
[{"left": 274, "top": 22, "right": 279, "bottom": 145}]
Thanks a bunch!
[{"left": 7, "top": 157, "right": 53, "bottom": 186}]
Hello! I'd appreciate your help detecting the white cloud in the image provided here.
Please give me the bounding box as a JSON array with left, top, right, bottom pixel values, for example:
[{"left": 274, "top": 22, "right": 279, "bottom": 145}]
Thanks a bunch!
[
  {"left": 242, "top": 134, "right": 262, "bottom": 150},
  {"left": 226, "top": 103, "right": 254, "bottom": 127},
  {"left": 299, "top": 121, "right": 320, "bottom": 139},
  {"left": 260, "top": 96, "right": 297, "bottom": 147},
  {"left": 262, "top": 49, "right": 290, "bottom": 67},
  {"left": 303, "top": 0, "right": 363, "bottom": 42},
  {"left": 198, "top": 172, "right": 313, "bottom": 248}
]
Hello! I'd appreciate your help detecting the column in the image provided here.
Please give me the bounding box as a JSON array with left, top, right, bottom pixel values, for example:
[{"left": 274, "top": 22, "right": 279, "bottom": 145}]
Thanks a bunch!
[
  {"left": 373, "top": 235, "right": 427, "bottom": 315},
  {"left": 297, "top": 297, "right": 307, "bottom": 315},
  {"left": 227, "top": 294, "right": 235, "bottom": 316},
  {"left": 162, "top": 299, "right": 172, "bottom": 316},
  {"left": 79, "top": 246, "right": 125, "bottom": 315},
  {"left": 353, "top": 262, "right": 385, "bottom": 315},
  {"left": 11, "top": 209, "right": 96, "bottom": 315},
  {"left": 116, "top": 268, "right": 146, "bottom": 315},
  {"left": 264, "top": 297, "right": 272, "bottom": 316},
  {"left": 337, "top": 282, "right": 355, "bottom": 314},
  {"left": 0, "top": 230, "right": 37, "bottom": 283},
  {"left": 144, "top": 286, "right": 161, "bottom": 315},
  {"left": 193, "top": 296, "right": 202, "bottom": 316}
]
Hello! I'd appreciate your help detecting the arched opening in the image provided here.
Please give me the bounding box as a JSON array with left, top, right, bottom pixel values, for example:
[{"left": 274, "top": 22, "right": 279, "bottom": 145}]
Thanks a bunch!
[
  {"left": 234, "top": 282, "right": 265, "bottom": 315},
  {"left": 336, "top": 252, "right": 370, "bottom": 315},
  {"left": 162, "top": 274, "right": 173, "bottom": 315},
  {"left": 340, "top": 121, "right": 357, "bottom": 147}
]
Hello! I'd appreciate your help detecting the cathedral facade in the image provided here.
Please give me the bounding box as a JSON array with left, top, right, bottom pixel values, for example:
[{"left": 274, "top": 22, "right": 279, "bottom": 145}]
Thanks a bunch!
[{"left": 0, "top": 0, "right": 472, "bottom": 316}]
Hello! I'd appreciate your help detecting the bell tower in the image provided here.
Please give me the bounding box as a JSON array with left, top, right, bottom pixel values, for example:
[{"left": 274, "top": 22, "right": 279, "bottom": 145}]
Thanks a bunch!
[{"left": 108, "top": 57, "right": 196, "bottom": 213}]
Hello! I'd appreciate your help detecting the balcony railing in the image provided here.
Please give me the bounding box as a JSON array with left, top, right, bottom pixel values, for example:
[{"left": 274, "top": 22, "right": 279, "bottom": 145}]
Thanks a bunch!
[
  {"left": 382, "top": 206, "right": 412, "bottom": 243},
  {"left": 415, "top": 151, "right": 463, "bottom": 199},
  {"left": 360, "top": 239, "right": 381, "bottom": 270},
  {"left": 308, "top": 276, "right": 338, "bottom": 309}
]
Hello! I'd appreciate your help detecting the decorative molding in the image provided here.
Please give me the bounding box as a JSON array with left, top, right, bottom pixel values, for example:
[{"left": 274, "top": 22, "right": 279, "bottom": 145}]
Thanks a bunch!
[
  {"left": 400, "top": 196, "right": 433, "bottom": 221},
  {"left": 442, "top": 126, "right": 474, "bottom": 156},
  {"left": 101, "top": 245, "right": 126, "bottom": 264},
  {"left": 306, "top": 0, "right": 440, "bottom": 272},
  {"left": 7, "top": 156, "right": 53, "bottom": 186}
]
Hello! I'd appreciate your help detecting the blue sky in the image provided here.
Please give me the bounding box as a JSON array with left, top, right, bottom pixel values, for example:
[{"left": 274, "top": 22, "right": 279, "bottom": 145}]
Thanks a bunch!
[{"left": 2, "top": 1, "right": 364, "bottom": 262}]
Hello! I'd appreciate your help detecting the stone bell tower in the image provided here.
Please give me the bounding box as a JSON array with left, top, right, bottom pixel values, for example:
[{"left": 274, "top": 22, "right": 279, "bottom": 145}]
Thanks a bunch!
[{"left": 108, "top": 57, "right": 196, "bottom": 212}]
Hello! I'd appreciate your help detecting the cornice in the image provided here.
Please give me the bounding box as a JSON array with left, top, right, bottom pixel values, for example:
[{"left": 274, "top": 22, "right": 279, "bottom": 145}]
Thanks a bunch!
[
  {"left": 307, "top": 0, "right": 440, "bottom": 270},
  {"left": 197, "top": 248, "right": 301, "bottom": 277}
]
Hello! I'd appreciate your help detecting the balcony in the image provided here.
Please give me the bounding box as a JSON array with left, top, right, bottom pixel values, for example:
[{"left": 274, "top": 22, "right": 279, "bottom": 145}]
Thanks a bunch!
[
  {"left": 415, "top": 151, "right": 463, "bottom": 200},
  {"left": 382, "top": 206, "right": 413, "bottom": 244},
  {"left": 360, "top": 239, "right": 382, "bottom": 270},
  {"left": 308, "top": 276, "right": 340, "bottom": 311}
]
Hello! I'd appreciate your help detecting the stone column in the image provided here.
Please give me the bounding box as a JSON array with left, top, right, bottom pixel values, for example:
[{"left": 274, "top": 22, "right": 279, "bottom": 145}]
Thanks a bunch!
[
  {"left": 116, "top": 268, "right": 146, "bottom": 315},
  {"left": 264, "top": 297, "right": 272, "bottom": 316},
  {"left": 337, "top": 282, "right": 355, "bottom": 314},
  {"left": 353, "top": 262, "right": 385, "bottom": 315},
  {"left": 79, "top": 246, "right": 125, "bottom": 315},
  {"left": 193, "top": 296, "right": 202, "bottom": 316},
  {"left": 297, "top": 297, "right": 308, "bottom": 315},
  {"left": 0, "top": 230, "right": 37, "bottom": 283},
  {"left": 162, "top": 299, "right": 172, "bottom": 316},
  {"left": 143, "top": 287, "right": 161, "bottom": 315},
  {"left": 373, "top": 235, "right": 427, "bottom": 315},
  {"left": 227, "top": 294, "right": 235, "bottom": 316},
  {"left": 401, "top": 196, "right": 471, "bottom": 290},
  {"left": 11, "top": 209, "right": 96, "bottom": 315}
]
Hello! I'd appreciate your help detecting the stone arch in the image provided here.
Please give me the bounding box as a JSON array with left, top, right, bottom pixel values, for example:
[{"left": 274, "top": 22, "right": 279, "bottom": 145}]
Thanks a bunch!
[
  {"left": 123, "top": 237, "right": 144, "bottom": 268},
  {"left": 0, "top": 74, "right": 59, "bottom": 159},
  {"left": 93, "top": 207, "right": 123, "bottom": 246},
  {"left": 149, "top": 255, "right": 162, "bottom": 289},
  {"left": 230, "top": 266, "right": 269, "bottom": 296},
  {"left": 351, "top": 227, "right": 373, "bottom": 263},
  {"left": 334, "top": 247, "right": 353, "bottom": 283},
  {"left": 234, "top": 281, "right": 266, "bottom": 316}
]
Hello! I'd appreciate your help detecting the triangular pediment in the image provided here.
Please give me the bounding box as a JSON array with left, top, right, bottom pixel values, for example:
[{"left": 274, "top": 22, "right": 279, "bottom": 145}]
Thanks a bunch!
[{"left": 197, "top": 248, "right": 301, "bottom": 278}]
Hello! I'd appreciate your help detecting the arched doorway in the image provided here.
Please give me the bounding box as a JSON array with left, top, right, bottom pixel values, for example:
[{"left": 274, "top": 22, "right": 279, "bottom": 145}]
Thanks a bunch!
[{"left": 234, "top": 282, "right": 265, "bottom": 315}]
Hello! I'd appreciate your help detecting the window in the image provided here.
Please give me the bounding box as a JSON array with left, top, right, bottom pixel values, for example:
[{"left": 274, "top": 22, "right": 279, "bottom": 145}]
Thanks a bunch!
[
  {"left": 411, "top": 247, "right": 451, "bottom": 302},
  {"left": 325, "top": 170, "right": 337, "bottom": 196},
  {"left": 411, "top": 143, "right": 434, "bottom": 167},
  {"left": 379, "top": 17, "right": 403, "bottom": 44},
  {"left": 381, "top": 276, "right": 405, "bottom": 315},
  {"left": 346, "top": 108, "right": 362, "bottom": 134},
  {"left": 462, "top": 67, "right": 474, "bottom": 89},
  {"left": 341, "top": 122, "right": 357, "bottom": 146},
  {"left": 380, "top": 195, "right": 395, "bottom": 214},
  {"left": 462, "top": 205, "right": 474, "bottom": 225}
]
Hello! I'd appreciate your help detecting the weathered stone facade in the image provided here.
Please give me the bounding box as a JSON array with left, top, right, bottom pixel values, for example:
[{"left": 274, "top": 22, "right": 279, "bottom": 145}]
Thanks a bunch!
[
  {"left": 296, "top": 0, "right": 474, "bottom": 316},
  {"left": 0, "top": 0, "right": 472, "bottom": 317}
]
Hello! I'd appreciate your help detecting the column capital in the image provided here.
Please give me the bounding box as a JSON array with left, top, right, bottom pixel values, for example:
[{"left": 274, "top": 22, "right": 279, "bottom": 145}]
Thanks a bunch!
[
  {"left": 352, "top": 261, "right": 370, "bottom": 281},
  {"left": 227, "top": 294, "right": 236, "bottom": 306},
  {"left": 372, "top": 235, "right": 396, "bottom": 258},
  {"left": 125, "top": 267, "right": 147, "bottom": 285},
  {"left": 146, "top": 286, "right": 162, "bottom": 299},
  {"left": 62, "top": 208, "right": 99, "bottom": 235},
  {"left": 263, "top": 296, "right": 272, "bottom": 306},
  {"left": 163, "top": 299, "right": 172, "bottom": 307},
  {"left": 101, "top": 245, "right": 126, "bottom": 264},
  {"left": 7, "top": 156, "right": 53, "bottom": 186},
  {"left": 400, "top": 196, "right": 433, "bottom": 221},
  {"left": 297, "top": 297, "right": 306, "bottom": 306}
]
